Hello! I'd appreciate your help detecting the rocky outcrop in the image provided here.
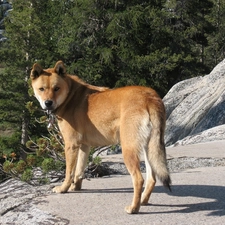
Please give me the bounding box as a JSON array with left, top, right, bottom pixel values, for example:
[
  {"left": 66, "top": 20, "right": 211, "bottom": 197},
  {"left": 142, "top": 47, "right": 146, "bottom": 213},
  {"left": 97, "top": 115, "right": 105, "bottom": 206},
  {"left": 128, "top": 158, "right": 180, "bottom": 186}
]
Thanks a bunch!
[
  {"left": 164, "top": 59, "right": 225, "bottom": 146},
  {"left": 170, "top": 124, "right": 225, "bottom": 146},
  {"left": 0, "top": 179, "right": 69, "bottom": 225}
]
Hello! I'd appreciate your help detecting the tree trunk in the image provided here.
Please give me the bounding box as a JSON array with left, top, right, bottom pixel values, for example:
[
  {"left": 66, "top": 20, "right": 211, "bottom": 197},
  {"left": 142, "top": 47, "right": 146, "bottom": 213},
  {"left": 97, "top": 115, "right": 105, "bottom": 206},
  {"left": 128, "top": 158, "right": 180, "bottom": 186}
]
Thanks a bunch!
[{"left": 20, "top": 113, "right": 29, "bottom": 160}]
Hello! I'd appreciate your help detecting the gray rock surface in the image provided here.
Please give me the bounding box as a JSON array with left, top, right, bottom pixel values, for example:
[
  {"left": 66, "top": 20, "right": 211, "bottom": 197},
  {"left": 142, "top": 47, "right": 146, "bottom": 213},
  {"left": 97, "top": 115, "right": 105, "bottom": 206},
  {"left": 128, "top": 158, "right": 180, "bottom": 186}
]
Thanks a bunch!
[
  {"left": 1, "top": 141, "right": 225, "bottom": 225},
  {"left": 171, "top": 124, "right": 225, "bottom": 146},
  {"left": 164, "top": 59, "right": 225, "bottom": 146},
  {"left": 1, "top": 140, "right": 225, "bottom": 224},
  {"left": 0, "top": 179, "right": 69, "bottom": 225}
]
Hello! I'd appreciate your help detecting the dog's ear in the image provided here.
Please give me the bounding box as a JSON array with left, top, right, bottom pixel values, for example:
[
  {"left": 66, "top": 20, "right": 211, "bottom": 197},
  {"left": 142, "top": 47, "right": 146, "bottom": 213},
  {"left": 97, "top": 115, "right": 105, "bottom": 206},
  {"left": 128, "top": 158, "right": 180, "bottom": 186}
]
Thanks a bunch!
[
  {"left": 54, "top": 61, "right": 66, "bottom": 77},
  {"left": 30, "top": 63, "right": 43, "bottom": 80}
]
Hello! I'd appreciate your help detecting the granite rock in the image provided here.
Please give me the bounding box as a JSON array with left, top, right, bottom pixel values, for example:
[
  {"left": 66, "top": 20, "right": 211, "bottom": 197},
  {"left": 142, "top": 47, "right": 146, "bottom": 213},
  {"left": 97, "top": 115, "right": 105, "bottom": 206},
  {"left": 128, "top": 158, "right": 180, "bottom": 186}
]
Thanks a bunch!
[
  {"left": 0, "top": 179, "right": 69, "bottom": 225},
  {"left": 164, "top": 59, "right": 225, "bottom": 146}
]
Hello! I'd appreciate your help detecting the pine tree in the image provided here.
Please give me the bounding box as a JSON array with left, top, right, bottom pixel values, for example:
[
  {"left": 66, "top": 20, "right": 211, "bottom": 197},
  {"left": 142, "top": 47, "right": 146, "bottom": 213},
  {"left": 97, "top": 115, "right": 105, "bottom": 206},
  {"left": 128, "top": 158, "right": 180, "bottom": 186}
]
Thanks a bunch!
[
  {"left": 0, "top": 0, "right": 66, "bottom": 158},
  {"left": 56, "top": 0, "right": 215, "bottom": 96},
  {"left": 56, "top": 0, "right": 173, "bottom": 94},
  {"left": 0, "top": 0, "right": 69, "bottom": 181},
  {"left": 206, "top": 0, "right": 225, "bottom": 69}
]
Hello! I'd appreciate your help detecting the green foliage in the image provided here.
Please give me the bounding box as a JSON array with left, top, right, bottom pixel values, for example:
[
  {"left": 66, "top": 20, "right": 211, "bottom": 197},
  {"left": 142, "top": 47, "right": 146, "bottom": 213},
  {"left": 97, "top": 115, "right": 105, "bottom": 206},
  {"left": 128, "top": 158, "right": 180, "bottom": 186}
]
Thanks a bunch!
[
  {"left": 206, "top": 0, "right": 225, "bottom": 68},
  {"left": 1, "top": 117, "right": 66, "bottom": 184},
  {"left": 15, "top": 160, "right": 27, "bottom": 173},
  {"left": 3, "top": 160, "right": 14, "bottom": 173},
  {"left": 51, "top": 0, "right": 217, "bottom": 95},
  {"left": 0, "top": 131, "right": 21, "bottom": 159},
  {"left": 41, "top": 158, "right": 56, "bottom": 173},
  {"left": 21, "top": 169, "right": 32, "bottom": 182},
  {"left": 26, "top": 155, "right": 36, "bottom": 167},
  {"left": 41, "top": 158, "right": 65, "bottom": 173},
  {"left": 89, "top": 148, "right": 102, "bottom": 166}
]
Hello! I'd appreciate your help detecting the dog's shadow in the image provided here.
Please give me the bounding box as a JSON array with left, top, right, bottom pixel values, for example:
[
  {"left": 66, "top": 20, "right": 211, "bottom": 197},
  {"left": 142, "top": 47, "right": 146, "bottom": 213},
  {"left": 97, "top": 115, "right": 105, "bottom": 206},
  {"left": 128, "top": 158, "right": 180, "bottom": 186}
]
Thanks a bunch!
[
  {"left": 151, "top": 184, "right": 225, "bottom": 216},
  {"left": 75, "top": 183, "right": 225, "bottom": 216}
]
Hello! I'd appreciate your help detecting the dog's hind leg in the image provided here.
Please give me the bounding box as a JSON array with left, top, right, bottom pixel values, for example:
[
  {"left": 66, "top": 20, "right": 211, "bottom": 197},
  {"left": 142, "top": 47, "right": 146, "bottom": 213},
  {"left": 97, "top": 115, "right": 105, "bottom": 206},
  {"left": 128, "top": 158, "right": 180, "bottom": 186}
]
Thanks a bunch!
[
  {"left": 69, "top": 145, "right": 90, "bottom": 191},
  {"left": 141, "top": 149, "right": 156, "bottom": 205},
  {"left": 122, "top": 145, "right": 144, "bottom": 214}
]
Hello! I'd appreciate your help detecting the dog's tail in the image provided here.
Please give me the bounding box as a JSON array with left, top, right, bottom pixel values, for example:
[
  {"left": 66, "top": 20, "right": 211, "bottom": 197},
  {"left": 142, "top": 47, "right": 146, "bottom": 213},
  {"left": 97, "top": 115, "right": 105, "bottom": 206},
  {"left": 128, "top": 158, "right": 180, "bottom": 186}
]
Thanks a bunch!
[{"left": 148, "top": 97, "right": 171, "bottom": 191}]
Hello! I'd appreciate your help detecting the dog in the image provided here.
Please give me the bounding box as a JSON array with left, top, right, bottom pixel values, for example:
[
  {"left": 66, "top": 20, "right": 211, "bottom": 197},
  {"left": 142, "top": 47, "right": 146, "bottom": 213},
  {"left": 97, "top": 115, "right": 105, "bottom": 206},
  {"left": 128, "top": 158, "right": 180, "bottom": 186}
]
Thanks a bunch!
[{"left": 30, "top": 61, "right": 171, "bottom": 214}]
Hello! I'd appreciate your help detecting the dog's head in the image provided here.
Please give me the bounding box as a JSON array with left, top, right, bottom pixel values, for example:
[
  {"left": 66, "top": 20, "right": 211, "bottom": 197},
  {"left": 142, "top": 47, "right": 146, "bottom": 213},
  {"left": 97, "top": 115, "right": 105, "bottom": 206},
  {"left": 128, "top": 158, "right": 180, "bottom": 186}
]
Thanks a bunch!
[{"left": 30, "top": 61, "right": 70, "bottom": 111}]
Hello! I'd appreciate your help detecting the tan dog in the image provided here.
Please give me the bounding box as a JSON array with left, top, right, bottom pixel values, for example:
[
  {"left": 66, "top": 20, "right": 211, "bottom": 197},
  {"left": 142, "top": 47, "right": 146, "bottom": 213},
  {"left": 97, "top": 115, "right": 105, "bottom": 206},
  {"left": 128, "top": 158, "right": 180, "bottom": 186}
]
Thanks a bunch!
[{"left": 30, "top": 61, "right": 171, "bottom": 214}]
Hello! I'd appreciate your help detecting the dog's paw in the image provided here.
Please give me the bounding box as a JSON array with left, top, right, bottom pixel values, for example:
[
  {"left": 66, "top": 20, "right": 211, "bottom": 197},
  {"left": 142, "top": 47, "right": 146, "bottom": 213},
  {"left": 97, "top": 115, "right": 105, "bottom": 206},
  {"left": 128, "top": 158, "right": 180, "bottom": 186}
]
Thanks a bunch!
[
  {"left": 52, "top": 185, "right": 67, "bottom": 193},
  {"left": 125, "top": 205, "right": 140, "bottom": 214},
  {"left": 68, "top": 183, "right": 75, "bottom": 192},
  {"left": 140, "top": 199, "right": 149, "bottom": 205}
]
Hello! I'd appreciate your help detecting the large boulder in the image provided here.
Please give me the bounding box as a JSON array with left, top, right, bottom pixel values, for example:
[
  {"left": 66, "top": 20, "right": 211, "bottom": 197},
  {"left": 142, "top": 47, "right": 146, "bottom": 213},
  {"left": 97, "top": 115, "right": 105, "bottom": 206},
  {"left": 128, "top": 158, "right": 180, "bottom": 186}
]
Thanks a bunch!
[{"left": 164, "top": 59, "right": 225, "bottom": 146}]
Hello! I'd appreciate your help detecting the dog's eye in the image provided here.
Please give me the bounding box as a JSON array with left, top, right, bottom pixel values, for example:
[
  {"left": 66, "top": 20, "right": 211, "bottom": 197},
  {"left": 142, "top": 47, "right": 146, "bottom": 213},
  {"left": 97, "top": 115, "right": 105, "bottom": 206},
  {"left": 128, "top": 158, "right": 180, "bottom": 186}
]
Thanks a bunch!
[
  {"left": 54, "top": 87, "right": 60, "bottom": 92},
  {"left": 39, "top": 87, "right": 44, "bottom": 92}
]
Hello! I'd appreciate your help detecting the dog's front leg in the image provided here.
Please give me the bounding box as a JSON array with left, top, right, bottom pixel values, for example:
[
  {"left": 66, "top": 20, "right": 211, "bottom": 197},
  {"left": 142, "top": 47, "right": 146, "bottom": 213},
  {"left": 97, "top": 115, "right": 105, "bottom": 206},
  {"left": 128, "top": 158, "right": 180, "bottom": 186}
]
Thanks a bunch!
[
  {"left": 53, "top": 144, "right": 79, "bottom": 193},
  {"left": 69, "top": 144, "right": 91, "bottom": 191}
]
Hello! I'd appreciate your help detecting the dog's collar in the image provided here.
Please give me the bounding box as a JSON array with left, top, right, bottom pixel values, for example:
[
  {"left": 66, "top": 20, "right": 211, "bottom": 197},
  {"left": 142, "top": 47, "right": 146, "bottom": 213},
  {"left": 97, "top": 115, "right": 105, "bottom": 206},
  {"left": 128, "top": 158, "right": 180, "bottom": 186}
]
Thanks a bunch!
[{"left": 46, "top": 110, "right": 56, "bottom": 129}]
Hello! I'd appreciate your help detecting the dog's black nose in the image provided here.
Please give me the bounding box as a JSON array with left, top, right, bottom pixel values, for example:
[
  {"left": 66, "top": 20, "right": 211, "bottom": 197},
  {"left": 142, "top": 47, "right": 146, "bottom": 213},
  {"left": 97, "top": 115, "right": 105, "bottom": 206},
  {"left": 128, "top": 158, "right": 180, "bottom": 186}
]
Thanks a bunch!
[{"left": 45, "top": 100, "right": 53, "bottom": 108}]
